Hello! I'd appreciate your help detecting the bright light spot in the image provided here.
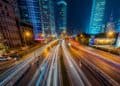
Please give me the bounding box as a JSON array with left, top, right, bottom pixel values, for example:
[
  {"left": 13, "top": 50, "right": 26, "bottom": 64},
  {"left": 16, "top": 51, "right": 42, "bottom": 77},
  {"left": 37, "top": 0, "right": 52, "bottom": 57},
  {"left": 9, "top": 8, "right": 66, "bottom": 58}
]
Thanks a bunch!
[{"left": 68, "top": 43, "right": 71, "bottom": 46}]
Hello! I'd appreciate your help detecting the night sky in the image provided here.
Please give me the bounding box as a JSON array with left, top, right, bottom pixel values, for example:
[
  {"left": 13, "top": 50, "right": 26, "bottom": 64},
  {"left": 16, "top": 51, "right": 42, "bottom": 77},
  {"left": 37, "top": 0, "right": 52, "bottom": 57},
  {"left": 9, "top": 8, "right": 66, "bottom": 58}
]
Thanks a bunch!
[{"left": 65, "top": 0, "right": 120, "bottom": 34}]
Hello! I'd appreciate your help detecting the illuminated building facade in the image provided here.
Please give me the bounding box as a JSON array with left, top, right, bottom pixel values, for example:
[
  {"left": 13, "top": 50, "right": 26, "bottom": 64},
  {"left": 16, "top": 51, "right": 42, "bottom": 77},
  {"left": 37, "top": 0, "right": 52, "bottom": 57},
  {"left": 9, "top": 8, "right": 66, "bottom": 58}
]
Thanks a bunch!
[
  {"left": 0, "top": 0, "right": 22, "bottom": 48},
  {"left": 116, "top": 33, "right": 120, "bottom": 47},
  {"left": 57, "top": 0, "right": 67, "bottom": 35},
  {"left": 39, "top": 0, "right": 56, "bottom": 35},
  {"left": 18, "top": 0, "right": 41, "bottom": 39},
  {"left": 88, "top": 0, "right": 106, "bottom": 34},
  {"left": 106, "top": 14, "right": 115, "bottom": 32},
  {"left": 116, "top": 19, "right": 120, "bottom": 32}
]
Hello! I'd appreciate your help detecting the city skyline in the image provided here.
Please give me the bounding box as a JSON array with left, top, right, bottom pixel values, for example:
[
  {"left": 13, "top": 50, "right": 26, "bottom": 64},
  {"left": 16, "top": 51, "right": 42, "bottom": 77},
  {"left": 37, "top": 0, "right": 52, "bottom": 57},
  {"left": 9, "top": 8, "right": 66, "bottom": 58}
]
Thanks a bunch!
[
  {"left": 0, "top": 0, "right": 120, "bottom": 86},
  {"left": 66, "top": 0, "right": 120, "bottom": 34}
]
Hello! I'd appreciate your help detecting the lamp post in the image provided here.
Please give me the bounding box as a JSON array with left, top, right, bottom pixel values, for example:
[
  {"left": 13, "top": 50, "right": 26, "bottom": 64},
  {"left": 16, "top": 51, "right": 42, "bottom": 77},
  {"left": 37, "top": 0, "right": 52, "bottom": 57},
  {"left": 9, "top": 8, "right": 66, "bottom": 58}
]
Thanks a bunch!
[
  {"left": 106, "top": 30, "right": 115, "bottom": 38},
  {"left": 24, "top": 31, "right": 31, "bottom": 46}
]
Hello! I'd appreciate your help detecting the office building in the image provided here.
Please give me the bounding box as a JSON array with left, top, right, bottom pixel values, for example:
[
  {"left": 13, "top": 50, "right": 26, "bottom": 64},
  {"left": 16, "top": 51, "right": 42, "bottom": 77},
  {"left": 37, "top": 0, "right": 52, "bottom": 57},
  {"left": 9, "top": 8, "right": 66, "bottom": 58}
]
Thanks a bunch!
[
  {"left": 57, "top": 0, "right": 67, "bottom": 35},
  {"left": 0, "top": 0, "right": 22, "bottom": 48},
  {"left": 39, "top": 0, "right": 56, "bottom": 35},
  {"left": 106, "top": 14, "right": 115, "bottom": 32},
  {"left": 116, "top": 19, "right": 120, "bottom": 32},
  {"left": 88, "top": 0, "right": 106, "bottom": 34},
  {"left": 18, "top": 0, "right": 41, "bottom": 39},
  {"left": 116, "top": 33, "right": 120, "bottom": 47}
]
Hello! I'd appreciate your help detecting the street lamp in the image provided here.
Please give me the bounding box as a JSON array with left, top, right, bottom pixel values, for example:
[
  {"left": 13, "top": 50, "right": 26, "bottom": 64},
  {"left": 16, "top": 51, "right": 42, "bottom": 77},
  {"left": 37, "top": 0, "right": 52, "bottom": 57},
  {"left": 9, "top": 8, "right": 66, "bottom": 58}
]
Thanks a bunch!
[
  {"left": 106, "top": 30, "right": 115, "bottom": 38},
  {"left": 25, "top": 31, "right": 31, "bottom": 37},
  {"left": 41, "top": 34, "right": 45, "bottom": 37},
  {"left": 24, "top": 31, "right": 32, "bottom": 46}
]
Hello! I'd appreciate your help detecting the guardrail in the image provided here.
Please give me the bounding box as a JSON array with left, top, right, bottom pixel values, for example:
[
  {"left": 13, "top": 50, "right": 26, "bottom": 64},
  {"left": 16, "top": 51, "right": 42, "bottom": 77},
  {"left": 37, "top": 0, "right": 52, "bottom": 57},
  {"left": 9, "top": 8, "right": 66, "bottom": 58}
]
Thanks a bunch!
[{"left": 0, "top": 60, "right": 30, "bottom": 86}]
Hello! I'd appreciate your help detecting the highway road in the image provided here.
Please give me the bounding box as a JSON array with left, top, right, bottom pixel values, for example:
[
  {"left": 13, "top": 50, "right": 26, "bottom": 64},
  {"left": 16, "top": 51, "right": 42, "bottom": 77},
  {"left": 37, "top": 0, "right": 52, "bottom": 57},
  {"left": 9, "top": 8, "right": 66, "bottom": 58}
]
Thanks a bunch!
[
  {"left": 29, "top": 44, "right": 61, "bottom": 86},
  {"left": 1, "top": 39, "right": 120, "bottom": 86},
  {"left": 69, "top": 40, "right": 120, "bottom": 86},
  {"left": 62, "top": 40, "right": 91, "bottom": 86},
  {"left": 0, "top": 40, "right": 59, "bottom": 86}
]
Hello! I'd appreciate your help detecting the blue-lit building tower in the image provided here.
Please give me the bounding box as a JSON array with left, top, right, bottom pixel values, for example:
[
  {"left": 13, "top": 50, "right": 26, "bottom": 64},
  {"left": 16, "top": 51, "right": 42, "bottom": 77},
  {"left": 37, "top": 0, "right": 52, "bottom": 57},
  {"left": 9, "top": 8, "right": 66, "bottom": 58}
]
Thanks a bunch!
[
  {"left": 106, "top": 13, "right": 115, "bottom": 32},
  {"left": 88, "top": 0, "right": 106, "bottom": 34},
  {"left": 57, "top": 0, "right": 67, "bottom": 35},
  {"left": 116, "top": 19, "right": 120, "bottom": 32},
  {"left": 18, "top": 0, "right": 41, "bottom": 39},
  {"left": 39, "top": 0, "right": 56, "bottom": 35}
]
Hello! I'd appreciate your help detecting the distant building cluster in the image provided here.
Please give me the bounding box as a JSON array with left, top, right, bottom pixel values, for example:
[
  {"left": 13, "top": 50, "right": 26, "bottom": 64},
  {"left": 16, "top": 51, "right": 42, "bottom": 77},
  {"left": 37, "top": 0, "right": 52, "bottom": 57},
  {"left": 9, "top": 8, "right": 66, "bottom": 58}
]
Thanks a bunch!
[
  {"left": 0, "top": 0, "right": 67, "bottom": 48},
  {"left": 88, "top": 0, "right": 120, "bottom": 35}
]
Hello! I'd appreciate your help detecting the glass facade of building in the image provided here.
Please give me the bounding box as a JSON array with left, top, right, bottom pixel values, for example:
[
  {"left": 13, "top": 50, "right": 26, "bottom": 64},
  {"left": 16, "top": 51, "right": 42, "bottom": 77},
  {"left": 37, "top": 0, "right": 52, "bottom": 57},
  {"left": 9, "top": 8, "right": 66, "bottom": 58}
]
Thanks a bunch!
[
  {"left": 57, "top": 0, "right": 67, "bottom": 34},
  {"left": 39, "top": 0, "right": 56, "bottom": 35},
  {"left": 88, "top": 0, "right": 106, "bottom": 34},
  {"left": 116, "top": 33, "right": 120, "bottom": 47},
  {"left": 18, "top": 0, "right": 41, "bottom": 39},
  {"left": 116, "top": 19, "right": 120, "bottom": 32}
]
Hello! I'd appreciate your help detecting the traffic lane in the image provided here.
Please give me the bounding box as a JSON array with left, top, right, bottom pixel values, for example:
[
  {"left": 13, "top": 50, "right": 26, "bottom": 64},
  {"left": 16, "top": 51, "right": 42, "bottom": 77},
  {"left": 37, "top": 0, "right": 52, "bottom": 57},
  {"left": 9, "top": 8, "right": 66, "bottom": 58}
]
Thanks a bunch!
[
  {"left": 62, "top": 41, "right": 90, "bottom": 86},
  {"left": 69, "top": 40, "right": 120, "bottom": 64},
  {"left": 32, "top": 49, "right": 54, "bottom": 86},
  {"left": 58, "top": 47, "right": 62, "bottom": 86},
  {"left": 85, "top": 46, "right": 120, "bottom": 63},
  {"left": 0, "top": 58, "right": 30, "bottom": 82},
  {"left": 35, "top": 46, "right": 58, "bottom": 86},
  {"left": 14, "top": 56, "right": 44, "bottom": 86},
  {"left": 63, "top": 56, "right": 84, "bottom": 86},
  {"left": 53, "top": 45, "right": 60, "bottom": 86},
  {"left": 60, "top": 51, "right": 71, "bottom": 86},
  {"left": 0, "top": 59, "right": 16, "bottom": 74},
  {"left": 0, "top": 41, "right": 58, "bottom": 86},
  {"left": 70, "top": 47, "right": 120, "bottom": 84},
  {"left": 46, "top": 45, "right": 60, "bottom": 86},
  {"left": 80, "top": 63, "right": 102, "bottom": 86},
  {"left": 69, "top": 48, "right": 103, "bottom": 86},
  {"left": 0, "top": 45, "right": 46, "bottom": 81},
  {"left": 69, "top": 41, "right": 120, "bottom": 73}
]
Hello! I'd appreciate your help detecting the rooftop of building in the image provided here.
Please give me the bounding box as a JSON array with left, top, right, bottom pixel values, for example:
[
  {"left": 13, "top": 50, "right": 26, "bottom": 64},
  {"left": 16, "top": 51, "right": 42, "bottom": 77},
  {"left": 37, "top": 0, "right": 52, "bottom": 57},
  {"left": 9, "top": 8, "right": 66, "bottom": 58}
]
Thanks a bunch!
[{"left": 57, "top": 0, "right": 67, "bottom": 6}]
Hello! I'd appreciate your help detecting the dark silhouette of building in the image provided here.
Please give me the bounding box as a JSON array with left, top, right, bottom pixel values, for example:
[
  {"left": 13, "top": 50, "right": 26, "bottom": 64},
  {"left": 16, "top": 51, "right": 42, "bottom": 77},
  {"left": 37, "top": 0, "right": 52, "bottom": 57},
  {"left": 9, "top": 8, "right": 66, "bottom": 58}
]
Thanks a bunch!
[{"left": 0, "top": 0, "right": 22, "bottom": 48}]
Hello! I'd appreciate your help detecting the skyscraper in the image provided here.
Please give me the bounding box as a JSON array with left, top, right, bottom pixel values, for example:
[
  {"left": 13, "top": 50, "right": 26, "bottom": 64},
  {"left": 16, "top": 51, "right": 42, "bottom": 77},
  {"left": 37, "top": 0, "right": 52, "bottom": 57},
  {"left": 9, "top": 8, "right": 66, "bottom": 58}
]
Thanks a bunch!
[
  {"left": 0, "top": 0, "right": 22, "bottom": 48},
  {"left": 39, "top": 0, "right": 56, "bottom": 35},
  {"left": 116, "top": 33, "right": 120, "bottom": 47},
  {"left": 57, "top": 0, "right": 67, "bottom": 35},
  {"left": 88, "top": 0, "right": 106, "bottom": 34},
  {"left": 116, "top": 19, "right": 120, "bottom": 32},
  {"left": 18, "top": 0, "right": 41, "bottom": 39},
  {"left": 106, "top": 13, "right": 115, "bottom": 32}
]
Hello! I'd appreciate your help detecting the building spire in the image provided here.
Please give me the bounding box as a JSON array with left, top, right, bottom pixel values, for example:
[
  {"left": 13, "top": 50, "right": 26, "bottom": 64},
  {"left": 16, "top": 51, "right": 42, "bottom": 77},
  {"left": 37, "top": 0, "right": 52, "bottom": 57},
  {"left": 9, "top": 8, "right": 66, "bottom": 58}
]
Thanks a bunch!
[{"left": 110, "top": 10, "right": 113, "bottom": 22}]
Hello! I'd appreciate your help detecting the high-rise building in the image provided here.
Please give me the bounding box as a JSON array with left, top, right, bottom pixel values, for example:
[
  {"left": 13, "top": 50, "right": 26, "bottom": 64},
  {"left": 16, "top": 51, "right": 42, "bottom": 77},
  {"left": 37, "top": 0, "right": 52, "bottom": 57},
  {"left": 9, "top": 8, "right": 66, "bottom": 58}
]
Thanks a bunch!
[
  {"left": 18, "top": 0, "right": 41, "bottom": 39},
  {"left": 106, "top": 14, "right": 115, "bottom": 32},
  {"left": 116, "top": 33, "right": 120, "bottom": 47},
  {"left": 88, "top": 0, "right": 106, "bottom": 34},
  {"left": 39, "top": 0, "right": 56, "bottom": 35},
  {"left": 0, "top": 0, "right": 22, "bottom": 48},
  {"left": 116, "top": 19, "right": 120, "bottom": 32},
  {"left": 57, "top": 0, "right": 67, "bottom": 35}
]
